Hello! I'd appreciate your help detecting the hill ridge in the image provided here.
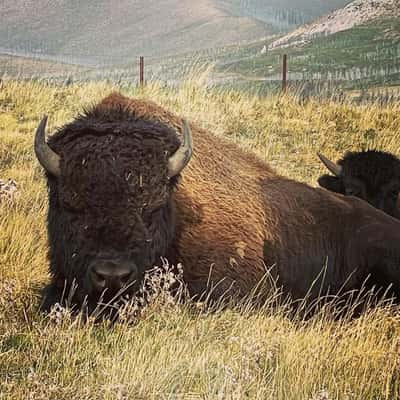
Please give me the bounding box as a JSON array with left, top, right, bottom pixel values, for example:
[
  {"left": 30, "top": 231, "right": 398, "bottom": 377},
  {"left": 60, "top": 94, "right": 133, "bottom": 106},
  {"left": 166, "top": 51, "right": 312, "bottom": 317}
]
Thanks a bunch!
[{"left": 269, "top": 0, "right": 400, "bottom": 49}]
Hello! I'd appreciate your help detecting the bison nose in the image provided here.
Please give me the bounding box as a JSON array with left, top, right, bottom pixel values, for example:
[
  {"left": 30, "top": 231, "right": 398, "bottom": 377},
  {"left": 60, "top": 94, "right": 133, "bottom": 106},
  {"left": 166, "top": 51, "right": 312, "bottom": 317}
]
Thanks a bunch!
[{"left": 89, "top": 259, "right": 138, "bottom": 294}]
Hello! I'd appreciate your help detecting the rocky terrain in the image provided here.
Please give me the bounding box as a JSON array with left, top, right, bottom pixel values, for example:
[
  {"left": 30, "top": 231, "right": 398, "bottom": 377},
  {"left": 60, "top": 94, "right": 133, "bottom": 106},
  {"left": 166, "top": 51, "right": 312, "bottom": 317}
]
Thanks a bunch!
[{"left": 269, "top": 0, "right": 400, "bottom": 49}]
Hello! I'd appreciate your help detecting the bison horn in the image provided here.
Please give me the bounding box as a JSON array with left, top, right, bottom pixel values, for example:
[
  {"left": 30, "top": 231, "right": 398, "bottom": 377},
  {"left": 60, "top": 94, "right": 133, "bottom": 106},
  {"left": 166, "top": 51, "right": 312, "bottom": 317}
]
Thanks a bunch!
[
  {"left": 34, "top": 116, "right": 61, "bottom": 177},
  {"left": 168, "top": 118, "right": 193, "bottom": 178},
  {"left": 317, "top": 152, "right": 342, "bottom": 177}
]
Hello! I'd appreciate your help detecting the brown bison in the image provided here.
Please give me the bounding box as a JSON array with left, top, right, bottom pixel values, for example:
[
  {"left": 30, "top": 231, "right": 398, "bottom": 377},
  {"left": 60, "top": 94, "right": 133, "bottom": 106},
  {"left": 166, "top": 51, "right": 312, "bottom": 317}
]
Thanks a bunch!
[
  {"left": 318, "top": 151, "right": 400, "bottom": 219},
  {"left": 35, "top": 93, "right": 400, "bottom": 312}
]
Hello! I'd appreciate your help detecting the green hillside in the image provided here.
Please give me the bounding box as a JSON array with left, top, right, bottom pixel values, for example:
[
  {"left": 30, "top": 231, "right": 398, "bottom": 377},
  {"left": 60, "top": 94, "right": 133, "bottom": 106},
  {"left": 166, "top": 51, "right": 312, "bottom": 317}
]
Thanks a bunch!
[{"left": 216, "top": 18, "right": 400, "bottom": 90}]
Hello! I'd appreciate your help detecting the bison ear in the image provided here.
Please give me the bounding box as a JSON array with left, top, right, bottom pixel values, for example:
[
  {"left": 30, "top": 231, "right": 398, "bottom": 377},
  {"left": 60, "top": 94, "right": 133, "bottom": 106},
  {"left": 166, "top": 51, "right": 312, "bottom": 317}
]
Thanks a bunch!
[{"left": 318, "top": 175, "right": 345, "bottom": 194}]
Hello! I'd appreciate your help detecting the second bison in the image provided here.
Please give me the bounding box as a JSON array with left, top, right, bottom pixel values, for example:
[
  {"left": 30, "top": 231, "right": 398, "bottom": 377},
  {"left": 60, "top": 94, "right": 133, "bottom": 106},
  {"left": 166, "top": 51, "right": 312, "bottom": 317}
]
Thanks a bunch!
[{"left": 317, "top": 150, "right": 400, "bottom": 219}]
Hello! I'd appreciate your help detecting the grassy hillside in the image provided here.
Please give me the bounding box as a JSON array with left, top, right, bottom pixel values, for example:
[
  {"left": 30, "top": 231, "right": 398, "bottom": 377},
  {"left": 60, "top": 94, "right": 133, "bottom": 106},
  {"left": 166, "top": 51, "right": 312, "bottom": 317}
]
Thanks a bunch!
[
  {"left": 1, "top": 79, "right": 400, "bottom": 399},
  {"left": 215, "top": 18, "right": 400, "bottom": 91}
]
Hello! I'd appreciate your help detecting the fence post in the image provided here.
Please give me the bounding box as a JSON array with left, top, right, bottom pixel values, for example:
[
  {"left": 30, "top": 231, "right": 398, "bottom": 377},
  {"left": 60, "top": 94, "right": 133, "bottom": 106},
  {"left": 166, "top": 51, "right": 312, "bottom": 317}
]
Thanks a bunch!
[
  {"left": 139, "top": 56, "right": 144, "bottom": 87},
  {"left": 282, "top": 54, "right": 287, "bottom": 94}
]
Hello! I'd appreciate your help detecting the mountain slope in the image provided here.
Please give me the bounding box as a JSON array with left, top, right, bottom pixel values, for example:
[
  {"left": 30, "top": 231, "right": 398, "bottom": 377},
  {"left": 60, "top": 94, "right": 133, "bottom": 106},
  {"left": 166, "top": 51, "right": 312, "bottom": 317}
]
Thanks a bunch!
[
  {"left": 0, "top": 0, "right": 351, "bottom": 66},
  {"left": 269, "top": 0, "right": 400, "bottom": 49},
  {"left": 0, "top": 0, "right": 270, "bottom": 66}
]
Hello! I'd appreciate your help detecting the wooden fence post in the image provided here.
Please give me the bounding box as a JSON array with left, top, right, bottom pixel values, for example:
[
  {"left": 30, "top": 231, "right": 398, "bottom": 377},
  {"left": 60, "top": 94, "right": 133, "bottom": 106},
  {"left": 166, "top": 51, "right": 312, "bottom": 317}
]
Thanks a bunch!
[
  {"left": 139, "top": 56, "right": 144, "bottom": 87},
  {"left": 282, "top": 54, "right": 287, "bottom": 94}
]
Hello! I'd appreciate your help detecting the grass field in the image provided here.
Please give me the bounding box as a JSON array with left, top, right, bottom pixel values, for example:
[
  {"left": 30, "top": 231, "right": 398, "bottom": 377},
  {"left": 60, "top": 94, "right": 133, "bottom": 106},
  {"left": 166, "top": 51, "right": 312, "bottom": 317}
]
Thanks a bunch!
[{"left": 1, "top": 79, "right": 400, "bottom": 399}]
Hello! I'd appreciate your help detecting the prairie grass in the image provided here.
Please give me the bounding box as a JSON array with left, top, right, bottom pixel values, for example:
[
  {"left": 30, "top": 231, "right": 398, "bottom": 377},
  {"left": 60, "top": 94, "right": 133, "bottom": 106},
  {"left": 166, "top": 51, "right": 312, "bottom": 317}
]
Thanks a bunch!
[{"left": 1, "top": 78, "right": 400, "bottom": 399}]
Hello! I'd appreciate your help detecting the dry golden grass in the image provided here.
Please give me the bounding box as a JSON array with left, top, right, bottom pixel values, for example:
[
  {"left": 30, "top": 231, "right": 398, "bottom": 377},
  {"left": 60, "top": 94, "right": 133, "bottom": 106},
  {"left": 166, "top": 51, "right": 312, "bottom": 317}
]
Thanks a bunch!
[{"left": 1, "top": 79, "right": 400, "bottom": 399}]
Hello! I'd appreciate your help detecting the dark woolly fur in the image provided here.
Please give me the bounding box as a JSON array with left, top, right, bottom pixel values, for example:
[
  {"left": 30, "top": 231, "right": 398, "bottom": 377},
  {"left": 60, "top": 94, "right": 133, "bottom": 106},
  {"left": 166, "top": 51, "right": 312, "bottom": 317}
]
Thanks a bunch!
[
  {"left": 340, "top": 150, "right": 400, "bottom": 186},
  {"left": 318, "top": 150, "right": 400, "bottom": 219},
  {"left": 43, "top": 105, "right": 180, "bottom": 311},
  {"left": 40, "top": 93, "right": 400, "bottom": 313}
]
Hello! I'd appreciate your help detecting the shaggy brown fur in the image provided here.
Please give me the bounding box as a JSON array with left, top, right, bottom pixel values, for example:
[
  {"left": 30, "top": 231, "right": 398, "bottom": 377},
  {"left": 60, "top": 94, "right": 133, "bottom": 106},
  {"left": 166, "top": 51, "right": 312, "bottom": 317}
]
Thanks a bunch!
[{"left": 41, "top": 93, "right": 400, "bottom": 311}]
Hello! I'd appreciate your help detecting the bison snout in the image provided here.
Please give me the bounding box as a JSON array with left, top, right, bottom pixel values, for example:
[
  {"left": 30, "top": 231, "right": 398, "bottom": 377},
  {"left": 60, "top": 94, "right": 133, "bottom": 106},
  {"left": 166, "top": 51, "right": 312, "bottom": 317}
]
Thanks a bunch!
[{"left": 89, "top": 259, "right": 138, "bottom": 295}]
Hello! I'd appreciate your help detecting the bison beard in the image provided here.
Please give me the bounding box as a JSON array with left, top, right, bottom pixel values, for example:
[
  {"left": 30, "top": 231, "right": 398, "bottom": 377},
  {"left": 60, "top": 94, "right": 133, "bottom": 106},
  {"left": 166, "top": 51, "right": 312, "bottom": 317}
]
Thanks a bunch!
[{"left": 35, "top": 93, "right": 400, "bottom": 314}]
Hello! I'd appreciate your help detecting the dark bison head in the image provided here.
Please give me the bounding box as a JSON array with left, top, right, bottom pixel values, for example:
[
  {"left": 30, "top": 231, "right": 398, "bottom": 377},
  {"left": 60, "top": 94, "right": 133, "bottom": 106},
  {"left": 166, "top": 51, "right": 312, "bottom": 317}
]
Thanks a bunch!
[
  {"left": 317, "top": 150, "right": 400, "bottom": 219},
  {"left": 34, "top": 112, "right": 192, "bottom": 307}
]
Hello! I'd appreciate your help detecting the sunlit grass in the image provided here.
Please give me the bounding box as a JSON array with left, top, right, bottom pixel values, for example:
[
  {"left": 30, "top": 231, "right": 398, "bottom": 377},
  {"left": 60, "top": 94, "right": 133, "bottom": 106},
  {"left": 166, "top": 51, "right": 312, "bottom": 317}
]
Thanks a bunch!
[{"left": 1, "top": 78, "right": 400, "bottom": 399}]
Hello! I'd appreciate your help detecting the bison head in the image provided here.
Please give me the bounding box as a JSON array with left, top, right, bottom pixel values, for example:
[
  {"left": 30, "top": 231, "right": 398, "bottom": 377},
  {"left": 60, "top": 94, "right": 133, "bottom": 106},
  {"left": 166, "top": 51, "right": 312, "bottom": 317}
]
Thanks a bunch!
[
  {"left": 317, "top": 150, "right": 400, "bottom": 219},
  {"left": 35, "top": 112, "right": 192, "bottom": 308}
]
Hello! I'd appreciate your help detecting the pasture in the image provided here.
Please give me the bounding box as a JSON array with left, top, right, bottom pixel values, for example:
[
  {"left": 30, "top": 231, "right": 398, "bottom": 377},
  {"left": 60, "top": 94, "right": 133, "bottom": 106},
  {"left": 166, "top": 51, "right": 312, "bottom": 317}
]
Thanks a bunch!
[{"left": 1, "top": 78, "right": 400, "bottom": 399}]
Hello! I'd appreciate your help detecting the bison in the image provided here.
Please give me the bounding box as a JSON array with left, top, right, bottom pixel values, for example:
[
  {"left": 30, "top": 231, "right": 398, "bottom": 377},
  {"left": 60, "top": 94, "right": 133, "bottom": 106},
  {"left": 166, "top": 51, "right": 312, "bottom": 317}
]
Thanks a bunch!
[
  {"left": 34, "top": 93, "right": 400, "bottom": 313},
  {"left": 317, "top": 150, "right": 400, "bottom": 219}
]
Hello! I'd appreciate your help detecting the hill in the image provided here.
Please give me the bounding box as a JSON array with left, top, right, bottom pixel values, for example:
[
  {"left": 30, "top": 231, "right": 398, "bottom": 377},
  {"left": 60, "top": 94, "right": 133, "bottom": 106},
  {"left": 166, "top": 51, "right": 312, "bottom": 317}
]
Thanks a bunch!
[
  {"left": 0, "top": 0, "right": 350, "bottom": 66},
  {"left": 0, "top": 0, "right": 270, "bottom": 66},
  {"left": 269, "top": 0, "right": 400, "bottom": 49}
]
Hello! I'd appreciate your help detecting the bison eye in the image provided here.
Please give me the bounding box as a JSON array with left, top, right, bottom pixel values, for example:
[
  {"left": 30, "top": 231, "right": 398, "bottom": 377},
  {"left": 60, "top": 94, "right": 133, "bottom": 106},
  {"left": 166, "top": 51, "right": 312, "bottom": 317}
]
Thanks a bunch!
[{"left": 389, "top": 190, "right": 399, "bottom": 200}]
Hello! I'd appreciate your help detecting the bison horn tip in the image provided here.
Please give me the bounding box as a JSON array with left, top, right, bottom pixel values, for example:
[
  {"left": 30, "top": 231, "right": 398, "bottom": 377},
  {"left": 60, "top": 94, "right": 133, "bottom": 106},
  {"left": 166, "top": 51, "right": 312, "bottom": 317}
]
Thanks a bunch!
[
  {"left": 168, "top": 118, "right": 193, "bottom": 178},
  {"left": 317, "top": 152, "right": 343, "bottom": 177},
  {"left": 34, "top": 115, "right": 61, "bottom": 177}
]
